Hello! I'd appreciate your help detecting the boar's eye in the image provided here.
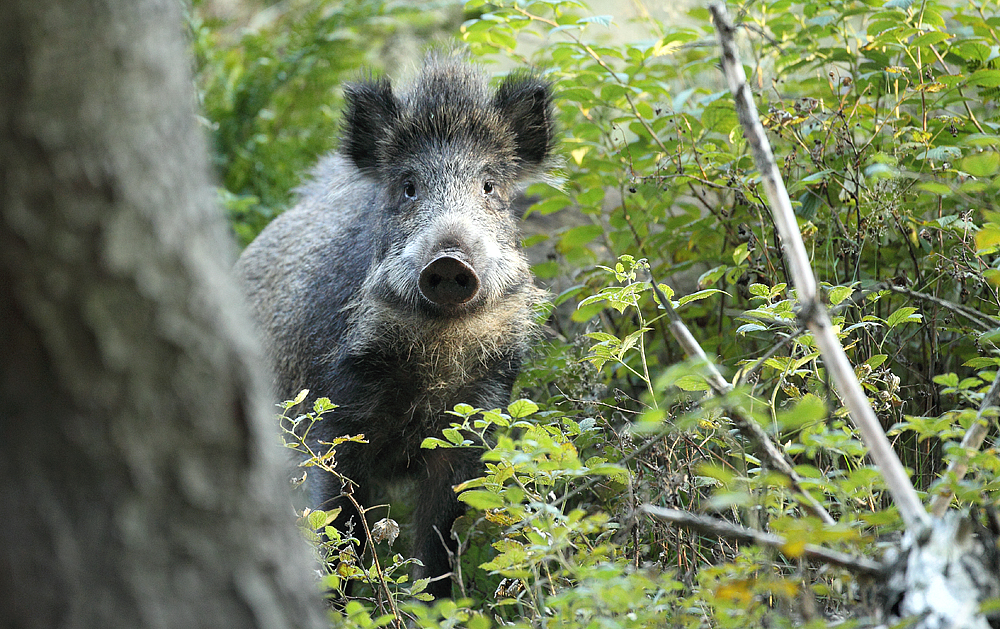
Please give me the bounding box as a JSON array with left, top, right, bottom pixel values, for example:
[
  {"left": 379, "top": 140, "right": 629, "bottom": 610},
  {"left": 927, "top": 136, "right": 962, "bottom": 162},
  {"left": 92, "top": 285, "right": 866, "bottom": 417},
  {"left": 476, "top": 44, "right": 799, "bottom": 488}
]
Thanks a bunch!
[
  {"left": 482, "top": 180, "right": 495, "bottom": 196},
  {"left": 403, "top": 181, "right": 417, "bottom": 199}
]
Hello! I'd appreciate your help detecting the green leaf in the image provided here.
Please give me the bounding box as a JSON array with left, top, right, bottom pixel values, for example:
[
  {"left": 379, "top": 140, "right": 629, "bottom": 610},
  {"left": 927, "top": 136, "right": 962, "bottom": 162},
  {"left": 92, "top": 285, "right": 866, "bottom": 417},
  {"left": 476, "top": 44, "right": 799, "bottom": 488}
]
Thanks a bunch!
[
  {"left": 970, "top": 69, "right": 1000, "bottom": 88},
  {"left": 964, "top": 357, "right": 1000, "bottom": 368},
  {"left": 865, "top": 354, "right": 889, "bottom": 369},
  {"left": 559, "top": 224, "right": 604, "bottom": 250},
  {"left": 885, "top": 306, "right": 921, "bottom": 329},
  {"left": 911, "top": 31, "right": 951, "bottom": 47},
  {"left": 932, "top": 373, "right": 959, "bottom": 387},
  {"left": 678, "top": 289, "right": 724, "bottom": 306},
  {"left": 698, "top": 265, "right": 727, "bottom": 287},
  {"left": 308, "top": 508, "right": 339, "bottom": 530},
  {"left": 702, "top": 99, "right": 738, "bottom": 135},
  {"left": 977, "top": 224, "right": 1000, "bottom": 250},
  {"left": 736, "top": 323, "right": 767, "bottom": 335},
  {"left": 457, "top": 490, "right": 505, "bottom": 510},
  {"left": 828, "top": 285, "right": 855, "bottom": 305},
  {"left": 674, "top": 375, "right": 710, "bottom": 391},
  {"left": 442, "top": 428, "right": 465, "bottom": 445},
  {"left": 961, "top": 152, "right": 1000, "bottom": 178},
  {"left": 508, "top": 399, "right": 539, "bottom": 418},
  {"left": 578, "top": 14, "right": 614, "bottom": 28},
  {"left": 733, "top": 243, "right": 750, "bottom": 265},
  {"left": 916, "top": 146, "right": 961, "bottom": 162},
  {"left": 916, "top": 181, "right": 951, "bottom": 195},
  {"left": 530, "top": 194, "right": 572, "bottom": 216}
]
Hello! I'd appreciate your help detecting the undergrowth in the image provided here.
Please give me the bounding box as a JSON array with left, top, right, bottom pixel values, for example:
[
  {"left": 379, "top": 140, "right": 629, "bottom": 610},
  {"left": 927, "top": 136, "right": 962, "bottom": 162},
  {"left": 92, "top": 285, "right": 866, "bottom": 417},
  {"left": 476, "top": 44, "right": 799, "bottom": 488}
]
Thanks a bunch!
[{"left": 197, "top": 0, "right": 1000, "bottom": 626}]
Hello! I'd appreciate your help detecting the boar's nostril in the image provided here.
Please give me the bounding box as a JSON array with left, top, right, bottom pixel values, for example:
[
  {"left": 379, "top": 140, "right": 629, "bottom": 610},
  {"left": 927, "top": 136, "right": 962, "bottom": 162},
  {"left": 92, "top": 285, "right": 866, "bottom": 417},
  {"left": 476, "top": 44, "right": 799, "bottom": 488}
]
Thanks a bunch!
[{"left": 419, "top": 254, "right": 481, "bottom": 306}]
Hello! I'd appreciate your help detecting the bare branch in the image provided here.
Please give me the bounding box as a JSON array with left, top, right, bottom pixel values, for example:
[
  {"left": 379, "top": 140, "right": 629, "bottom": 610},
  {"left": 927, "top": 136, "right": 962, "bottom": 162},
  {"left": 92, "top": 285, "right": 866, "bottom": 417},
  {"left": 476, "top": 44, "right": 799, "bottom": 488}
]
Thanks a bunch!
[
  {"left": 709, "top": 2, "right": 930, "bottom": 530},
  {"left": 640, "top": 505, "right": 883, "bottom": 576}
]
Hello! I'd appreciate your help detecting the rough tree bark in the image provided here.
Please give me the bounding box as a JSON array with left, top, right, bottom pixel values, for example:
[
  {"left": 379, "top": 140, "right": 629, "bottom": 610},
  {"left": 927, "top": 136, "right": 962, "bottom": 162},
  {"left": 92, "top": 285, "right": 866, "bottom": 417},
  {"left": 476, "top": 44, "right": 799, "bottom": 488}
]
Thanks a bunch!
[{"left": 0, "top": 2, "right": 325, "bottom": 628}]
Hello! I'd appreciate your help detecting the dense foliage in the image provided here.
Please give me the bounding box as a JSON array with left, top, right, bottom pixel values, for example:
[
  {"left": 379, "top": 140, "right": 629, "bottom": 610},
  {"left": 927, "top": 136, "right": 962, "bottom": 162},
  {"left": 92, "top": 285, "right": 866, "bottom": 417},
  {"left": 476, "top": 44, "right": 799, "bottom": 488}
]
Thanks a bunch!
[{"left": 194, "top": 0, "right": 1000, "bottom": 626}]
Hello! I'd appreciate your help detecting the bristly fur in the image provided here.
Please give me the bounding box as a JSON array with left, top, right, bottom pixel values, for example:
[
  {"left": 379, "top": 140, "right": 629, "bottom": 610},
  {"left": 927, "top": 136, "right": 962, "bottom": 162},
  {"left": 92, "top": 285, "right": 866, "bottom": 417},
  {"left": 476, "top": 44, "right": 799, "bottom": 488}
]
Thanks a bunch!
[{"left": 340, "top": 52, "right": 556, "bottom": 182}]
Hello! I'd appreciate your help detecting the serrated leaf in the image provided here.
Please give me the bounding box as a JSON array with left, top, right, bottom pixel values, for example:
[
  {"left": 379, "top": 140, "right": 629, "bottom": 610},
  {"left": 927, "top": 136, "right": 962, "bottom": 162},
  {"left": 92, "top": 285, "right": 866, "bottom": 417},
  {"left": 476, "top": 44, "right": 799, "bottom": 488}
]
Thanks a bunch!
[
  {"left": 970, "top": 69, "right": 1000, "bottom": 88},
  {"left": 828, "top": 285, "right": 855, "bottom": 305},
  {"left": 442, "top": 428, "right": 464, "bottom": 445},
  {"left": 964, "top": 357, "right": 1000, "bottom": 368},
  {"left": 421, "top": 437, "right": 448, "bottom": 450},
  {"left": 911, "top": 31, "right": 951, "bottom": 47},
  {"left": 585, "top": 331, "right": 620, "bottom": 343},
  {"left": 313, "top": 397, "right": 337, "bottom": 414},
  {"left": 885, "top": 306, "right": 921, "bottom": 329},
  {"left": 508, "top": 399, "right": 539, "bottom": 418},
  {"left": 620, "top": 329, "right": 645, "bottom": 355},
  {"left": 308, "top": 508, "right": 339, "bottom": 530},
  {"left": 655, "top": 283, "right": 676, "bottom": 302},
  {"left": 932, "top": 373, "right": 958, "bottom": 387}
]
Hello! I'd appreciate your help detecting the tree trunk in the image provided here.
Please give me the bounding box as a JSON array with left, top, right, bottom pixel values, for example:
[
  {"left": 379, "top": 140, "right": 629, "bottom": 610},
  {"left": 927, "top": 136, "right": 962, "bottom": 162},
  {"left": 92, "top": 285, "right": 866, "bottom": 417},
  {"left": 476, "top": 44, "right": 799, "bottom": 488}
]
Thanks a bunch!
[{"left": 0, "top": 2, "right": 325, "bottom": 627}]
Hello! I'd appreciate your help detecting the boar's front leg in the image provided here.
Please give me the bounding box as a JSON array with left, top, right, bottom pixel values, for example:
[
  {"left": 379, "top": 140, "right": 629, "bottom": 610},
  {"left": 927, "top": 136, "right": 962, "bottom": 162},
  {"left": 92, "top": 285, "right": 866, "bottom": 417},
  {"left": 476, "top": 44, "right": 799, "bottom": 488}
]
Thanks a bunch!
[{"left": 412, "top": 446, "right": 483, "bottom": 599}]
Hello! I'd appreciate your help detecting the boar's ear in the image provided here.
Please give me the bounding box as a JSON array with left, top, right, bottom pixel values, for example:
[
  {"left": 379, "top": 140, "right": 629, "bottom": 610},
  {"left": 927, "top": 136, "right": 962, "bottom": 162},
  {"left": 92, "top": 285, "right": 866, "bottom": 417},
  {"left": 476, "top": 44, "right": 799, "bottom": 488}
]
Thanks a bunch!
[
  {"left": 494, "top": 73, "right": 555, "bottom": 177},
  {"left": 341, "top": 77, "right": 398, "bottom": 171}
]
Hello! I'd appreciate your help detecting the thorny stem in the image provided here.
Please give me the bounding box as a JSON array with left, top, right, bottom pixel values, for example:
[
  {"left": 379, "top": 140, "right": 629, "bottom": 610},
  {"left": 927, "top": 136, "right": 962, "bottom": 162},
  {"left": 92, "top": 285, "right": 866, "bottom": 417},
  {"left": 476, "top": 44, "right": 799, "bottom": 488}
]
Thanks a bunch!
[{"left": 711, "top": 2, "right": 931, "bottom": 530}]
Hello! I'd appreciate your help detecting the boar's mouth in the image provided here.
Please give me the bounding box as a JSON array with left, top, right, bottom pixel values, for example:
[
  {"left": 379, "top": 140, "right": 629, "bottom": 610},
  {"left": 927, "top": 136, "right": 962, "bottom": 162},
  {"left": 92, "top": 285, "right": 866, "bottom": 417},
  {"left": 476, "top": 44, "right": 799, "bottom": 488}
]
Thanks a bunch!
[{"left": 418, "top": 252, "right": 481, "bottom": 310}]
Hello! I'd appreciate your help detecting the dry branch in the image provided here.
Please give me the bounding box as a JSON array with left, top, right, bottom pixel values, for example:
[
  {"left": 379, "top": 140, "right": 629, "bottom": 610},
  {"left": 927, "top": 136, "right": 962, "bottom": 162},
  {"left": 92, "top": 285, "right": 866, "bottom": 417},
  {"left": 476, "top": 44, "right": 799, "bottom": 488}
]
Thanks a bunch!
[
  {"left": 709, "top": 2, "right": 930, "bottom": 531},
  {"left": 640, "top": 505, "right": 882, "bottom": 575}
]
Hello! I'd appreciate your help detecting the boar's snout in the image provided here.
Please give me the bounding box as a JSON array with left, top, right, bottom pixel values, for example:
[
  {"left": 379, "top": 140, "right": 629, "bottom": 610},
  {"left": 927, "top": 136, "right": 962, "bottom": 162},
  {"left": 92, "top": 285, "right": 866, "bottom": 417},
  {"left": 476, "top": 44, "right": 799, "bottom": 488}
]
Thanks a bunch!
[{"left": 419, "top": 253, "right": 481, "bottom": 306}]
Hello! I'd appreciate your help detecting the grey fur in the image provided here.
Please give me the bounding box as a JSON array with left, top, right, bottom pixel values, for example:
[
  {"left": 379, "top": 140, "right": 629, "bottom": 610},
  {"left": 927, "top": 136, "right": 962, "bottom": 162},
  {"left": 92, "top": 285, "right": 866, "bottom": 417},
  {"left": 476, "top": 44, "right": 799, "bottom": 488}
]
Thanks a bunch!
[{"left": 235, "top": 54, "right": 555, "bottom": 598}]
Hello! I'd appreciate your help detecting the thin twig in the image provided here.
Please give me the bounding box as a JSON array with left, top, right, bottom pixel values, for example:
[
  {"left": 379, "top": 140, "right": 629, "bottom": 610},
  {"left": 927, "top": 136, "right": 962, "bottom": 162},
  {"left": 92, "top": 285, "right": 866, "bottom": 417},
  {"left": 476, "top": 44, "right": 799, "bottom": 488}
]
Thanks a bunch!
[
  {"left": 641, "top": 505, "right": 883, "bottom": 576},
  {"left": 342, "top": 493, "right": 403, "bottom": 627},
  {"left": 710, "top": 3, "right": 930, "bottom": 530},
  {"left": 883, "top": 284, "right": 1000, "bottom": 330}
]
